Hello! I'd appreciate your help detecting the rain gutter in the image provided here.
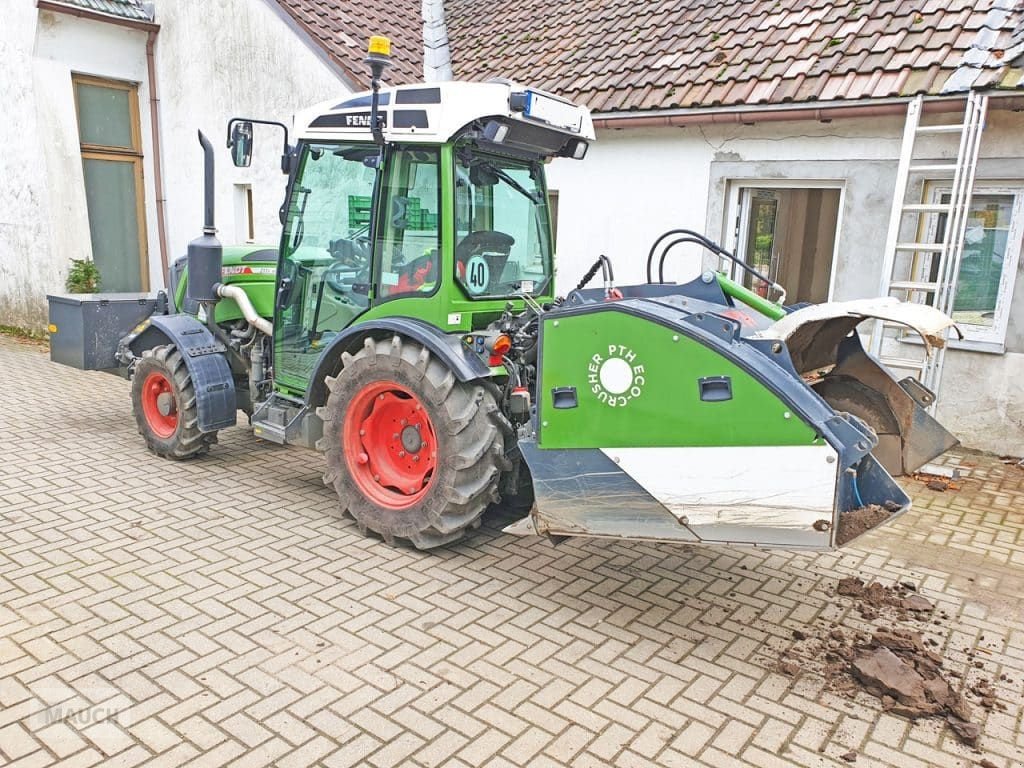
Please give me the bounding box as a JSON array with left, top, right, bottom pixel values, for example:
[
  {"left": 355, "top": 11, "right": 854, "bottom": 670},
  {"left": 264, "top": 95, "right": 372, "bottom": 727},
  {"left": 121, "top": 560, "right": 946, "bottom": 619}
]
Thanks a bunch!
[{"left": 592, "top": 92, "right": 1024, "bottom": 130}]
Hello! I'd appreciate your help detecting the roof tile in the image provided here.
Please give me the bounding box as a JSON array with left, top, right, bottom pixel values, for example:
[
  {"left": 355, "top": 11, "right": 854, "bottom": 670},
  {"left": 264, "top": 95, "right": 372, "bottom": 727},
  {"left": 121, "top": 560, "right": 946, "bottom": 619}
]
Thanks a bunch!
[
  {"left": 49, "top": 0, "right": 152, "bottom": 21},
  {"left": 273, "top": 0, "right": 1024, "bottom": 112}
]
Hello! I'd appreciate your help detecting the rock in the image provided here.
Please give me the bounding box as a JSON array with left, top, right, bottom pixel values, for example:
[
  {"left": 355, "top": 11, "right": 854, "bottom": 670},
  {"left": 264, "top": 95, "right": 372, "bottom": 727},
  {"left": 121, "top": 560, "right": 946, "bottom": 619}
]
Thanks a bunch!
[
  {"left": 830, "top": 628, "right": 846, "bottom": 642},
  {"left": 837, "top": 577, "right": 865, "bottom": 596},
  {"left": 947, "top": 716, "right": 980, "bottom": 746},
  {"left": 779, "top": 661, "right": 801, "bottom": 677},
  {"left": 841, "top": 750, "right": 857, "bottom": 762},
  {"left": 793, "top": 629, "right": 808, "bottom": 641},
  {"left": 851, "top": 648, "right": 931, "bottom": 710},
  {"left": 873, "top": 629, "right": 927, "bottom": 654},
  {"left": 979, "top": 759, "right": 999, "bottom": 768},
  {"left": 901, "top": 594, "right": 934, "bottom": 612},
  {"left": 927, "top": 479, "right": 949, "bottom": 491},
  {"left": 900, "top": 581, "right": 918, "bottom": 592},
  {"left": 862, "top": 582, "right": 893, "bottom": 606}
]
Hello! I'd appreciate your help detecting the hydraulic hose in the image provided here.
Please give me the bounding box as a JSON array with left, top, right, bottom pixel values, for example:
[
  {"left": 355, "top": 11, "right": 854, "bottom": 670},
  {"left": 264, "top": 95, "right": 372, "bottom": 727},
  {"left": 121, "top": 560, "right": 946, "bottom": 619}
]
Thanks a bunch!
[
  {"left": 574, "top": 255, "right": 616, "bottom": 296},
  {"left": 216, "top": 284, "right": 273, "bottom": 336}
]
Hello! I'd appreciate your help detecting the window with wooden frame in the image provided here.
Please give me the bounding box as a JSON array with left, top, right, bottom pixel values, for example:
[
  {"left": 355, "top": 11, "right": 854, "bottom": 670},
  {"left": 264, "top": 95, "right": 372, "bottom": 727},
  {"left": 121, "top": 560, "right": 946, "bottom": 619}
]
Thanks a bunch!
[{"left": 72, "top": 74, "right": 149, "bottom": 292}]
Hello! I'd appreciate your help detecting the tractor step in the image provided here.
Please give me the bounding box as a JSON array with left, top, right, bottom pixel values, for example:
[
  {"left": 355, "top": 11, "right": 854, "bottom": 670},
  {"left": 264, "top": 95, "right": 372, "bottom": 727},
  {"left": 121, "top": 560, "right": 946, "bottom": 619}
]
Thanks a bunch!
[{"left": 251, "top": 394, "right": 322, "bottom": 448}]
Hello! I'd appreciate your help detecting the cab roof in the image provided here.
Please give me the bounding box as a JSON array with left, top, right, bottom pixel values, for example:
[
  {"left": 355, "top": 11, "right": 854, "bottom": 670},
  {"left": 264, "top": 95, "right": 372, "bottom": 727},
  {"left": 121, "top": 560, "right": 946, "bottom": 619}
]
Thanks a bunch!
[{"left": 293, "top": 80, "right": 595, "bottom": 158}]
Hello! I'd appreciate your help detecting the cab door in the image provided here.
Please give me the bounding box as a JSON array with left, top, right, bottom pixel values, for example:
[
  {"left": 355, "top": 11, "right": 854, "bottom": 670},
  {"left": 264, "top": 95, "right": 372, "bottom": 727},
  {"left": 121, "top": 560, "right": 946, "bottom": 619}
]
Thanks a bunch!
[
  {"left": 274, "top": 144, "right": 444, "bottom": 395},
  {"left": 274, "top": 143, "right": 378, "bottom": 392}
]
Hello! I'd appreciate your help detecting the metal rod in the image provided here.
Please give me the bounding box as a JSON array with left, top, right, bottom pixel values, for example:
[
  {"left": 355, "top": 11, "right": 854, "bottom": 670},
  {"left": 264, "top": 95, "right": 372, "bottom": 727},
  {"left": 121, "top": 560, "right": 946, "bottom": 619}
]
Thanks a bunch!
[{"left": 716, "top": 273, "right": 787, "bottom": 321}]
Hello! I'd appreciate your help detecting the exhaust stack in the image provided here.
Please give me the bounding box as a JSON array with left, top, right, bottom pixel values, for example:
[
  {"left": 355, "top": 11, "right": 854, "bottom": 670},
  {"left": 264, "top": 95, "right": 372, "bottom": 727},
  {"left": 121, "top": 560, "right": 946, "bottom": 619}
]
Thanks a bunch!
[{"left": 186, "top": 131, "right": 223, "bottom": 316}]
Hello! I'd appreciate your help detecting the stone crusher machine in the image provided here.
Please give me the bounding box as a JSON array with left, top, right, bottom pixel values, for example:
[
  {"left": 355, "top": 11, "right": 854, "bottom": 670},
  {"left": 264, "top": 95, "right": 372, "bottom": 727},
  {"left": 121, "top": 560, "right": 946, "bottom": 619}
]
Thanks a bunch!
[{"left": 47, "top": 37, "right": 960, "bottom": 553}]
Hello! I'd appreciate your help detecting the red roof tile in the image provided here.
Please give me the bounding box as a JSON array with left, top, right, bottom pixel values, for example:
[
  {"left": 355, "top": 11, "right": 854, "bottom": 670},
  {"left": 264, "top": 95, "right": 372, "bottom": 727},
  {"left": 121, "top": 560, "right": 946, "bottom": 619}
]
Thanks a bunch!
[
  {"left": 273, "top": 0, "right": 1024, "bottom": 113},
  {"left": 274, "top": 0, "right": 424, "bottom": 87},
  {"left": 444, "top": 0, "right": 1024, "bottom": 112}
]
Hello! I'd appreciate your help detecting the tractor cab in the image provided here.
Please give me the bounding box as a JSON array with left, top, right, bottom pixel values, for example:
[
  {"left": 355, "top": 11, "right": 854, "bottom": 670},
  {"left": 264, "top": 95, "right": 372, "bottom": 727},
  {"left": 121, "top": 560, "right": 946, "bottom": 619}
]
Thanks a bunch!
[{"left": 229, "top": 48, "right": 594, "bottom": 399}]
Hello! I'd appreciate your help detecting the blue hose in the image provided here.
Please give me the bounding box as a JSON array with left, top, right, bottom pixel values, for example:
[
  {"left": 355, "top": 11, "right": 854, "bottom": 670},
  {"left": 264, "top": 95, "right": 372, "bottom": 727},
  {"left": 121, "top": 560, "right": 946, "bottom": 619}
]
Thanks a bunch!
[{"left": 851, "top": 470, "right": 865, "bottom": 508}]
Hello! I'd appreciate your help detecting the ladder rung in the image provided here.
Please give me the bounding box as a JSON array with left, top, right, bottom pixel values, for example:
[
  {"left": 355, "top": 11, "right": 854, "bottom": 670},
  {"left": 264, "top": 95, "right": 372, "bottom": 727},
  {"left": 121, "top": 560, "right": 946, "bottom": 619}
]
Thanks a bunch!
[
  {"left": 908, "top": 163, "right": 958, "bottom": 173},
  {"left": 902, "top": 203, "right": 950, "bottom": 213},
  {"left": 895, "top": 242, "right": 946, "bottom": 251},
  {"left": 879, "top": 357, "right": 926, "bottom": 371},
  {"left": 915, "top": 124, "right": 965, "bottom": 134},
  {"left": 890, "top": 280, "right": 940, "bottom": 292}
]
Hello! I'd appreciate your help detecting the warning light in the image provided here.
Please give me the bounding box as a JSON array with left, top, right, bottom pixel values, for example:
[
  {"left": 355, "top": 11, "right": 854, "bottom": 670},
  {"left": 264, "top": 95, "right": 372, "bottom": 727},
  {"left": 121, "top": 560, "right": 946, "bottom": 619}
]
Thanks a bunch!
[
  {"left": 367, "top": 36, "right": 391, "bottom": 58},
  {"left": 491, "top": 335, "right": 512, "bottom": 357},
  {"left": 488, "top": 334, "right": 512, "bottom": 366}
]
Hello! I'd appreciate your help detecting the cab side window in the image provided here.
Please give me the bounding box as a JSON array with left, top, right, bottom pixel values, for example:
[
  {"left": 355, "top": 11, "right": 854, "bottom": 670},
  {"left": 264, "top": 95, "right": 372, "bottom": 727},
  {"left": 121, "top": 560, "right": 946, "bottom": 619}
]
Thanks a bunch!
[{"left": 378, "top": 149, "right": 441, "bottom": 299}]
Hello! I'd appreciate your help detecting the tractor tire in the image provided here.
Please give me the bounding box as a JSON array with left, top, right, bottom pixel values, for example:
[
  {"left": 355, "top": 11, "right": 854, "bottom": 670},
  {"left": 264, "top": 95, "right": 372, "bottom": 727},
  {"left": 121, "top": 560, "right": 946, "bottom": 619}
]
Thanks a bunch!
[
  {"left": 131, "top": 344, "right": 216, "bottom": 460},
  {"left": 317, "top": 335, "right": 511, "bottom": 549}
]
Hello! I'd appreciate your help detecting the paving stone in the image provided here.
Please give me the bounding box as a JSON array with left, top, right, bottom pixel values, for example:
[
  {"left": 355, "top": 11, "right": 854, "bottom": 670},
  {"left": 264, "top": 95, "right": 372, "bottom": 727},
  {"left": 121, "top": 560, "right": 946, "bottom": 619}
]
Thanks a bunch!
[{"left": 2, "top": 336, "right": 1024, "bottom": 767}]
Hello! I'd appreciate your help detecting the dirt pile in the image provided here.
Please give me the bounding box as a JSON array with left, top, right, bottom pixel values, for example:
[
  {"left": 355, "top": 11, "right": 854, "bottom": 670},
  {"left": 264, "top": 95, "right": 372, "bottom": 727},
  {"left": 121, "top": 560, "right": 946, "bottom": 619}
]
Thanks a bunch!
[
  {"left": 835, "top": 505, "right": 895, "bottom": 546},
  {"left": 850, "top": 628, "right": 978, "bottom": 745},
  {"left": 835, "top": 576, "right": 935, "bottom": 620},
  {"left": 776, "top": 576, "right": 1002, "bottom": 752}
]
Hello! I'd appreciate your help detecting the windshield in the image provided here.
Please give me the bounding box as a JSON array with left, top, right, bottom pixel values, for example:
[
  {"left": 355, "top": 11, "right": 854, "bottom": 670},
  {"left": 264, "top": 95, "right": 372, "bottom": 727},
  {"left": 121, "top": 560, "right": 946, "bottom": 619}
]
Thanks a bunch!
[{"left": 454, "top": 148, "right": 553, "bottom": 298}]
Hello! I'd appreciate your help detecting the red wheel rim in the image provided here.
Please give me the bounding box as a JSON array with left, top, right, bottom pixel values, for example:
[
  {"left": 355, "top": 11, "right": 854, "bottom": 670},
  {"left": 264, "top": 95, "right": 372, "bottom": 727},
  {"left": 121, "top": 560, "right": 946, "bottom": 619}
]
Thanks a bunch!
[
  {"left": 141, "top": 372, "right": 178, "bottom": 439},
  {"left": 343, "top": 381, "right": 437, "bottom": 509}
]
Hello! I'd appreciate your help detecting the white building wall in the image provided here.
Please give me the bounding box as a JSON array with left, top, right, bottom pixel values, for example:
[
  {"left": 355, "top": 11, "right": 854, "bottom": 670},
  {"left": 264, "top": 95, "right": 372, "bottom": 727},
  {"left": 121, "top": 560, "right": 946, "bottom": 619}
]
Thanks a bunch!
[
  {"left": 546, "top": 110, "right": 1024, "bottom": 455},
  {"left": 0, "top": 0, "right": 348, "bottom": 330},
  {"left": 153, "top": 0, "right": 352, "bottom": 265}
]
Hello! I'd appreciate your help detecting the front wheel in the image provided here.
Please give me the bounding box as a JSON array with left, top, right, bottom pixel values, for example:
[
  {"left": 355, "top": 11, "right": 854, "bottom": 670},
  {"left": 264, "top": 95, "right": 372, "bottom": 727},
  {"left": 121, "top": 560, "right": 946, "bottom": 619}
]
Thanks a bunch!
[
  {"left": 131, "top": 345, "right": 216, "bottom": 460},
  {"left": 317, "top": 335, "right": 511, "bottom": 549}
]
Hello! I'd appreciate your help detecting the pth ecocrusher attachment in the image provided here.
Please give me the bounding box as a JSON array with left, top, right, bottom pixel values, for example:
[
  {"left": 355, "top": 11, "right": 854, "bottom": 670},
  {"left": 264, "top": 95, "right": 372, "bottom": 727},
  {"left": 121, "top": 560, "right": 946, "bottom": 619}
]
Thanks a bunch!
[{"left": 506, "top": 231, "right": 959, "bottom": 550}]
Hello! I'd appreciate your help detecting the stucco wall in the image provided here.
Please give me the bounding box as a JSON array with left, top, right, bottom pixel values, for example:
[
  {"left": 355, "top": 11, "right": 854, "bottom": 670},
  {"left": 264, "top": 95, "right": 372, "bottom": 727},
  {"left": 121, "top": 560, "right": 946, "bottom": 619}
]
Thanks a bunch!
[
  {"left": 546, "top": 108, "right": 1024, "bottom": 455},
  {"left": 0, "top": 0, "right": 348, "bottom": 330},
  {"left": 153, "top": 0, "right": 352, "bottom": 264}
]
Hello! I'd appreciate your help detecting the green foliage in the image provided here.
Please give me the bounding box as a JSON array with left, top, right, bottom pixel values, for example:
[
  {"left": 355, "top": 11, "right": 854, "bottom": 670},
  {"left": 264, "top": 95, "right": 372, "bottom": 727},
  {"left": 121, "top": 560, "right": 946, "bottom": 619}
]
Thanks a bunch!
[
  {"left": 66, "top": 259, "right": 101, "bottom": 293},
  {"left": 0, "top": 325, "right": 49, "bottom": 344}
]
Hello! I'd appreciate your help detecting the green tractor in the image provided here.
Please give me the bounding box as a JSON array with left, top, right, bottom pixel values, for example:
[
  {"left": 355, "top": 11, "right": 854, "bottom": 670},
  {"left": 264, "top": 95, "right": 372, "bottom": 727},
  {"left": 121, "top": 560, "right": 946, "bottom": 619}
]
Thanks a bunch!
[{"left": 49, "top": 37, "right": 960, "bottom": 551}]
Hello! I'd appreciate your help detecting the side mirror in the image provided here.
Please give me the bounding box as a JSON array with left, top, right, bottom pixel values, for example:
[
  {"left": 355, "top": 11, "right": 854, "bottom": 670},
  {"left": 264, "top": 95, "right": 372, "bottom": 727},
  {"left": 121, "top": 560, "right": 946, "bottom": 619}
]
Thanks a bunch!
[{"left": 229, "top": 121, "right": 253, "bottom": 167}]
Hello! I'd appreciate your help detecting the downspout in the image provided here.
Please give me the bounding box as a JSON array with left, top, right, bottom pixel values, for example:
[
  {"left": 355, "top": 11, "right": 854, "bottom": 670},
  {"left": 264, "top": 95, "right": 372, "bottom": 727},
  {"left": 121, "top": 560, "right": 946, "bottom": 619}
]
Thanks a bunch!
[
  {"left": 422, "top": 0, "right": 453, "bottom": 81},
  {"left": 146, "top": 30, "right": 170, "bottom": 283}
]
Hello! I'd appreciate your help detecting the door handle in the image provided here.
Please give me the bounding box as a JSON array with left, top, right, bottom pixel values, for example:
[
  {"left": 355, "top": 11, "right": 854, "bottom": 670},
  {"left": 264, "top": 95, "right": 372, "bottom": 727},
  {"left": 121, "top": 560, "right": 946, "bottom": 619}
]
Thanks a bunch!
[{"left": 276, "top": 276, "right": 293, "bottom": 310}]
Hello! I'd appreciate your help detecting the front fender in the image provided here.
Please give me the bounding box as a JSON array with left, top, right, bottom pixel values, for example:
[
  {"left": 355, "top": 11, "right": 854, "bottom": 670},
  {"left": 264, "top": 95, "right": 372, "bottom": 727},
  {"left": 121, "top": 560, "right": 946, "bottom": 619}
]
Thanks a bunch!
[
  {"left": 305, "top": 318, "right": 491, "bottom": 409},
  {"left": 129, "top": 314, "right": 237, "bottom": 433}
]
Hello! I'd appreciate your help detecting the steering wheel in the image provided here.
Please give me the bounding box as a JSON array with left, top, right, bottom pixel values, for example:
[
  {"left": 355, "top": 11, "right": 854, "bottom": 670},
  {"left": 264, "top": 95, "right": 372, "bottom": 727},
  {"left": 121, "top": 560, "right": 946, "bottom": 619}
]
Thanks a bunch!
[
  {"left": 328, "top": 236, "right": 369, "bottom": 265},
  {"left": 323, "top": 260, "right": 370, "bottom": 296},
  {"left": 323, "top": 236, "right": 370, "bottom": 295}
]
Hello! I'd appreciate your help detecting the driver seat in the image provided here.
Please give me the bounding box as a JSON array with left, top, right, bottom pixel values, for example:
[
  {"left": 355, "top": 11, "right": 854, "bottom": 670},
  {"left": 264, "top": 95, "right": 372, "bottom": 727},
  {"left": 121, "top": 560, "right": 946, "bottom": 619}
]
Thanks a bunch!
[{"left": 455, "top": 230, "right": 515, "bottom": 287}]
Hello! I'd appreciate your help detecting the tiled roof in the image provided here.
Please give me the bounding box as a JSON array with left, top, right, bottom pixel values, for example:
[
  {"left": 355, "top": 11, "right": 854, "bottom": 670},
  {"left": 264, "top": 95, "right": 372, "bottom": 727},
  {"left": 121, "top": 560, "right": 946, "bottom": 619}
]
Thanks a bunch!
[
  {"left": 274, "top": 0, "right": 424, "bottom": 88},
  {"left": 444, "top": 0, "right": 1024, "bottom": 113},
  {"left": 49, "top": 0, "right": 153, "bottom": 21},
  {"left": 946, "top": 0, "right": 1024, "bottom": 91}
]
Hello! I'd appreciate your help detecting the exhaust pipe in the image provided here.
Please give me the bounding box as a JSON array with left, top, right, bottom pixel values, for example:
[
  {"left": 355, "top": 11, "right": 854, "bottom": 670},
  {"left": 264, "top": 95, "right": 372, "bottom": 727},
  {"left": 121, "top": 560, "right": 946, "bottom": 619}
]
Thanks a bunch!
[{"left": 186, "top": 131, "right": 223, "bottom": 327}]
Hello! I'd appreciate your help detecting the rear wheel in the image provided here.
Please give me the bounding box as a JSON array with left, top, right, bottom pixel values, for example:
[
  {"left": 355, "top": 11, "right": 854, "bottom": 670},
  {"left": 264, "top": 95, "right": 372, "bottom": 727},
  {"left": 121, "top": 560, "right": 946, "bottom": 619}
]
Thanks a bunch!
[
  {"left": 131, "top": 345, "right": 216, "bottom": 460},
  {"left": 317, "top": 335, "right": 511, "bottom": 549}
]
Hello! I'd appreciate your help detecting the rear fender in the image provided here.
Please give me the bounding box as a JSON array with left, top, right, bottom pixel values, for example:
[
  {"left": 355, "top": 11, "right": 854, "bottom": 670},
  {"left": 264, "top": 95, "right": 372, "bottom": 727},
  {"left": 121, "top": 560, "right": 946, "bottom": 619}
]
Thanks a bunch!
[{"left": 127, "top": 314, "right": 237, "bottom": 432}]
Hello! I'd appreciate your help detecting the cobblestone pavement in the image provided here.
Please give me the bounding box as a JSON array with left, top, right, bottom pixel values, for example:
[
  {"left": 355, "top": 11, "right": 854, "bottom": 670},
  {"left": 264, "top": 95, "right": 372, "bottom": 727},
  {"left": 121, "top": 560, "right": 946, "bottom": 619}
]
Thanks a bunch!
[{"left": 1, "top": 334, "right": 1023, "bottom": 768}]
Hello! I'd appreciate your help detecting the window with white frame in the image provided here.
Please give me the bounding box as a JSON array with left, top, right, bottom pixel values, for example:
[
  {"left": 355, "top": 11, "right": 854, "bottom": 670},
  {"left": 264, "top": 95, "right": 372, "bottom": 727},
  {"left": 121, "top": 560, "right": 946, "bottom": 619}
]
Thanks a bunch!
[{"left": 923, "top": 185, "right": 1024, "bottom": 347}]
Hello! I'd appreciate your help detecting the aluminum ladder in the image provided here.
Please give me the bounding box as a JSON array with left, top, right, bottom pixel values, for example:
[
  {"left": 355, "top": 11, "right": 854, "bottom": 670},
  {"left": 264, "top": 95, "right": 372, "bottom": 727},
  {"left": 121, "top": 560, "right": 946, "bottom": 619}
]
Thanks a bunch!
[{"left": 868, "top": 91, "right": 988, "bottom": 395}]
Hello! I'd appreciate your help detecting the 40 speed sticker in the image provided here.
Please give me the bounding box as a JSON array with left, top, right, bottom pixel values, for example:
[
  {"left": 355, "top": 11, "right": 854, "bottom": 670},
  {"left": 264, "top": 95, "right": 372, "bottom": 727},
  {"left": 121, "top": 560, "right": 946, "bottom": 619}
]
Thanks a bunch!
[{"left": 588, "top": 344, "right": 646, "bottom": 407}]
